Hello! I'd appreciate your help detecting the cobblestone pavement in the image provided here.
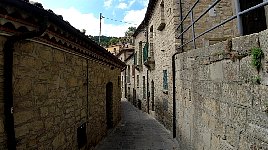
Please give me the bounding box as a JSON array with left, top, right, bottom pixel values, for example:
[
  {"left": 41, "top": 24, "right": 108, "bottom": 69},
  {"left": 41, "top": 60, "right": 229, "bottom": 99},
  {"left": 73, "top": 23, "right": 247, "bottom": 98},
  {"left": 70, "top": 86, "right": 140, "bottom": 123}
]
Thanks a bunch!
[{"left": 94, "top": 100, "right": 179, "bottom": 150}]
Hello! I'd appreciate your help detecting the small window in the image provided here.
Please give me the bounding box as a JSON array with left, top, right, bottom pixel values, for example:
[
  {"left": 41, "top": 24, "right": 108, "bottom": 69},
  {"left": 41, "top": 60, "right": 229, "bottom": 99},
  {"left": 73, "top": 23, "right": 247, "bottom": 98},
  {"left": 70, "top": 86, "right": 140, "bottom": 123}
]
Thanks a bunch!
[
  {"left": 163, "top": 70, "right": 168, "bottom": 90},
  {"left": 77, "top": 123, "right": 87, "bottom": 148},
  {"left": 143, "top": 76, "right": 146, "bottom": 99},
  {"left": 137, "top": 75, "right": 139, "bottom": 87},
  {"left": 139, "top": 41, "right": 143, "bottom": 65},
  {"left": 127, "top": 65, "right": 130, "bottom": 83},
  {"left": 118, "top": 76, "right": 120, "bottom": 87}
]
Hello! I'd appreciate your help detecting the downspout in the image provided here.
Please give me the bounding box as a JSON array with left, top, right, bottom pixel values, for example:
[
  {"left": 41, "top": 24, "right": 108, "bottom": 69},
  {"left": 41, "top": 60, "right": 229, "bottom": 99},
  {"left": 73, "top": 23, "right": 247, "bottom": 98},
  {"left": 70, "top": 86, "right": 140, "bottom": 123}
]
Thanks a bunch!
[
  {"left": 147, "top": 70, "right": 149, "bottom": 114},
  {"left": 124, "top": 69, "right": 127, "bottom": 99},
  {"left": 3, "top": 16, "right": 47, "bottom": 149},
  {"left": 146, "top": 26, "right": 149, "bottom": 114},
  {"left": 172, "top": 0, "right": 184, "bottom": 139}
]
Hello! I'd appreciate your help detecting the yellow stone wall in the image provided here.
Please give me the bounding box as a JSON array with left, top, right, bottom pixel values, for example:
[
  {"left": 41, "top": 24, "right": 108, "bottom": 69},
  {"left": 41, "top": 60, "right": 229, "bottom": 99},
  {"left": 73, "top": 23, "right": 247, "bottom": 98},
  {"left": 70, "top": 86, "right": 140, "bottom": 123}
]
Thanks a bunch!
[{"left": 0, "top": 35, "right": 122, "bottom": 149}]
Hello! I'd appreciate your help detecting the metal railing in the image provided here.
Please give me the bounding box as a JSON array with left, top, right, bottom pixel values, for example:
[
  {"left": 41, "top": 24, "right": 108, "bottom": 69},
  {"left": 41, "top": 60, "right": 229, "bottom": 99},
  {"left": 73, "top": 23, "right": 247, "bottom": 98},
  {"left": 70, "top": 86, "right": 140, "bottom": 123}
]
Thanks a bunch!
[{"left": 176, "top": 0, "right": 268, "bottom": 50}]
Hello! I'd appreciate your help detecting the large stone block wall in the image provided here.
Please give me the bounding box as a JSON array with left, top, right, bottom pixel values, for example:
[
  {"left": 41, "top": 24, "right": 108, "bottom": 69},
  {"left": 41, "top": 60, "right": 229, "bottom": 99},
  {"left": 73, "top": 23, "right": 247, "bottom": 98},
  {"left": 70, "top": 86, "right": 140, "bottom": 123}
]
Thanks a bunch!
[
  {"left": 180, "top": 0, "right": 237, "bottom": 50},
  {"left": 175, "top": 29, "right": 268, "bottom": 149},
  {"left": 87, "top": 58, "right": 121, "bottom": 147},
  {"left": 0, "top": 36, "right": 121, "bottom": 149}
]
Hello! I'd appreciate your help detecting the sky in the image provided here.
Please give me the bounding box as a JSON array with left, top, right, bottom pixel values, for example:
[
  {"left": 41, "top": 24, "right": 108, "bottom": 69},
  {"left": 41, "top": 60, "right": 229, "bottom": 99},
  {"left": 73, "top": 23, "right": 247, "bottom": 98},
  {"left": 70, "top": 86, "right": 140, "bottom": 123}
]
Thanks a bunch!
[{"left": 30, "top": 0, "right": 149, "bottom": 37}]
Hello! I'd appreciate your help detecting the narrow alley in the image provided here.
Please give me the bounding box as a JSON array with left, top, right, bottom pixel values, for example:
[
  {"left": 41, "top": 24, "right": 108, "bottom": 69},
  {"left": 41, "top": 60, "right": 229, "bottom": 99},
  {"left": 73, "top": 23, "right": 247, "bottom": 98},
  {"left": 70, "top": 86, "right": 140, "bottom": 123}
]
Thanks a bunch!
[{"left": 95, "top": 100, "right": 179, "bottom": 150}]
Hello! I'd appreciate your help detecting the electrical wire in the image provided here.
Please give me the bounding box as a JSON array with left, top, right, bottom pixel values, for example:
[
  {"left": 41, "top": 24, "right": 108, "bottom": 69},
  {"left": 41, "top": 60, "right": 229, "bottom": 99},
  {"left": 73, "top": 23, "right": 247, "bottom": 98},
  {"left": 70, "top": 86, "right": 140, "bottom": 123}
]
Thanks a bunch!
[{"left": 102, "top": 15, "right": 138, "bottom": 26}]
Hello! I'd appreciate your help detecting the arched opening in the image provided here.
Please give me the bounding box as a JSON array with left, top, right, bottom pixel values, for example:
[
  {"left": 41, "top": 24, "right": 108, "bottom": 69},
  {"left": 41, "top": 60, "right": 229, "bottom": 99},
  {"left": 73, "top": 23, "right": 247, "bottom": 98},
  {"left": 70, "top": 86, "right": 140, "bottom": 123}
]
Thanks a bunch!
[{"left": 106, "top": 82, "right": 113, "bottom": 129}]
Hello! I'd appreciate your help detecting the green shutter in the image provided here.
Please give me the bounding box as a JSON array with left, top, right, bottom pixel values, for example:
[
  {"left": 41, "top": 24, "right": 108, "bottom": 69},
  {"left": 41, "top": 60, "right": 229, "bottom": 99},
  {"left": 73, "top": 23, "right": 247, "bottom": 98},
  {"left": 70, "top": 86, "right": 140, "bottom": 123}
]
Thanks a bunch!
[
  {"left": 143, "top": 43, "right": 148, "bottom": 62},
  {"left": 163, "top": 70, "right": 168, "bottom": 90}
]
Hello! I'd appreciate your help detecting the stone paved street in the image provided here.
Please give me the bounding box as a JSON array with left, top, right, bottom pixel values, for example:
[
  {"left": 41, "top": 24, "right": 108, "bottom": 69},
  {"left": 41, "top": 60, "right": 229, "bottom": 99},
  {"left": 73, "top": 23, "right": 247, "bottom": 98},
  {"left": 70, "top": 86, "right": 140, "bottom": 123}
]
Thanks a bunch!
[{"left": 94, "top": 99, "right": 179, "bottom": 150}]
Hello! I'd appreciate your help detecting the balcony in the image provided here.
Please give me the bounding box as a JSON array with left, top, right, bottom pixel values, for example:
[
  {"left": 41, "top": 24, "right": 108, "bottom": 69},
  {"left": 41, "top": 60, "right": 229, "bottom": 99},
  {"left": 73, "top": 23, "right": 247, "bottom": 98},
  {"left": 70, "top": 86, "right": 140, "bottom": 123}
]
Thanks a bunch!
[{"left": 144, "top": 57, "right": 155, "bottom": 70}]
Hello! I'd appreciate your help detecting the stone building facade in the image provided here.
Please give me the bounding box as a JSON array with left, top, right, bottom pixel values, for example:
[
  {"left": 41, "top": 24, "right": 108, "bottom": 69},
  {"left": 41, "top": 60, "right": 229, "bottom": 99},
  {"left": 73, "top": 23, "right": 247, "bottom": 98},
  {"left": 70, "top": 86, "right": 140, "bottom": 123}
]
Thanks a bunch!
[
  {"left": 117, "top": 48, "right": 134, "bottom": 100},
  {"left": 0, "top": 0, "right": 125, "bottom": 149},
  {"left": 130, "top": 0, "right": 268, "bottom": 149},
  {"left": 133, "top": 0, "right": 181, "bottom": 130}
]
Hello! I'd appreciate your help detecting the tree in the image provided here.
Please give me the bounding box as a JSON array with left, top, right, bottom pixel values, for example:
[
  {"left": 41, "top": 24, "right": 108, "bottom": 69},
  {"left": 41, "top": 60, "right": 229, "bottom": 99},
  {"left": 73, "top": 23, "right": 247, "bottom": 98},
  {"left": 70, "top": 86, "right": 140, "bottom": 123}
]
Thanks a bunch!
[
  {"left": 109, "top": 37, "right": 120, "bottom": 45},
  {"left": 125, "top": 27, "right": 136, "bottom": 37}
]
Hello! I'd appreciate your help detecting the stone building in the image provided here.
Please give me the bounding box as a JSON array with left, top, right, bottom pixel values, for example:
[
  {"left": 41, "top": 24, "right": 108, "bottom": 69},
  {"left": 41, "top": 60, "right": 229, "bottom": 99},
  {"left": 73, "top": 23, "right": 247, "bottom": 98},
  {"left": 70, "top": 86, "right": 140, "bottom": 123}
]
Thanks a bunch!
[
  {"left": 106, "top": 44, "right": 122, "bottom": 55},
  {"left": 0, "top": 0, "right": 125, "bottom": 149},
  {"left": 133, "top": 0, "right": 181, "bottom": 129},
  {"left": 131, "top": 0, "right": 268, "bottom": 149},
  {"left": 116, "top": 47, "right": 134, "bottom": 100}
]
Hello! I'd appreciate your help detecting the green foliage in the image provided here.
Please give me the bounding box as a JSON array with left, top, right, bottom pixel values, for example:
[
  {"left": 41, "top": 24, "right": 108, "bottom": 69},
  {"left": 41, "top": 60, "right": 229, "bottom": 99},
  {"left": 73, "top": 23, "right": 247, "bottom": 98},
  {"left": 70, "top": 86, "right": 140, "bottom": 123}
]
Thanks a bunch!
[
  {"left": 90, "top": 36, "right": 118, "bottom": 47},
  {"left": 109, "top": 37, "right": 119, "bottom": 45},
  {"left": 251, "top": 47, "right": 264, "bottom": 72},
  {"left": 252, "top": 75, "right": 261, "bottom": 84},
  {"left": 89, "top": 26, "right": 136, "bottom": 47},
  {"left": 125, "top": 27, "right": 137, "bottom": 37}
]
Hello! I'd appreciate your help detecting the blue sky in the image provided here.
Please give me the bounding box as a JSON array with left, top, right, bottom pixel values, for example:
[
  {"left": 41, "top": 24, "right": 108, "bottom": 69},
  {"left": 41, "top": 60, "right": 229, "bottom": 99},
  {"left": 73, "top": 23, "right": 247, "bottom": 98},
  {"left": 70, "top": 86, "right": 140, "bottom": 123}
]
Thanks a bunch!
[{"left": 30, "top": 0, "right": 149, "bottom": 37}]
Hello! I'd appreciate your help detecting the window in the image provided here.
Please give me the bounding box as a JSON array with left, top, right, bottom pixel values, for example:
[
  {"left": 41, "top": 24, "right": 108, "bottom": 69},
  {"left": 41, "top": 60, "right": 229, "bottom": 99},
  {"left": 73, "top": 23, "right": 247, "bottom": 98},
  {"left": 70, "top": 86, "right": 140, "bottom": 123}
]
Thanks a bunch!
[
  {"left": 121, "top": 76, "right": 124, "bottom": 88},
  {"left": 132, "top": 65, "right": 135, "bottom": 76},
  {"left": 118, "top": 76, "right": 120, "bottom": 87},
  {"left": 149, "top": 26, "right": 154, "bottom": 59},
  {"left": 157, "top": 0, "right": 166, "bottom": 31},
  {"left": 163, "top": 70, "right": 168, "bottom": 90},
  {"left": 239, "top": 0, "right": 267, "bottom": 35},
  {"left": 139, "top": 41, "right": 142, "bottom": 65},
  {"left": 137, "top": 75, "right": 139, "bottom": 87},
  {"left": 143, "top": 76, "right": 146, "bottom": 99},
  {"left": 143, "top": 43, "right": 148, "bottom": 62},
  {"left": 127, "top": 65, "right": 130, "bottom": 83},
  {"left": 134, "top": 52, "right": 137, "bottom": 65}
]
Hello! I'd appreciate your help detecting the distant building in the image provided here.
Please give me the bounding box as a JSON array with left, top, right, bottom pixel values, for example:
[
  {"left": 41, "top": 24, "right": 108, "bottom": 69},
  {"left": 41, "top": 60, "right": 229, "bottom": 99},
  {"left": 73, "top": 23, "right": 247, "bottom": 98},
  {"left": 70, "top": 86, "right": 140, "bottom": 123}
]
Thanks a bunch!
[
  {"left": 106, "top": 44, "right": 123, "bottom": 55},
  {"left": 116, "top": 46, "right": 134, "bottom": 100}
]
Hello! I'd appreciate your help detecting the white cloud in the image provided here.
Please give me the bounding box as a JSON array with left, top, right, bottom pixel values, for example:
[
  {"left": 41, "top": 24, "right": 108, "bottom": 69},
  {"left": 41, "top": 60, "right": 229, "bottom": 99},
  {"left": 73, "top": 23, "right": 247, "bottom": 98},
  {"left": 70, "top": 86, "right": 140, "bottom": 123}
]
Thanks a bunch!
[
  {"left": 123, "top": 8, "right": 146, "bottom": 25},
  {"left": 53, "top": 7, "right": 133, "bottom": 37},
  {"left": 104, "top": 0, "right": 113, "bottom": 8},
  {"left": 138, "top": 0, "right": 149, "bottom": 7},
  {"left": 128, "top": 0, "right": 136, "bottom": 7},
  {"left": 117, "top": 2, "right": 128, "bottom": 9},
  {"left": 116, "top": 0, "right": 137, "bottom": 9}
]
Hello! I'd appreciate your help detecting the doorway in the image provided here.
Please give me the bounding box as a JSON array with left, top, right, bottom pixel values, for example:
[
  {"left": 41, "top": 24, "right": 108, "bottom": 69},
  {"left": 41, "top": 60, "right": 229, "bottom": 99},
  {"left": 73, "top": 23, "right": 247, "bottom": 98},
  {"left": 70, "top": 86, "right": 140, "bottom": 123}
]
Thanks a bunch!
[
  {"left": 239, "top": 0, "right": 267, "bottom": 35},
  {"left": 106, "top": 82, "right": 113, "bottom": 129}
]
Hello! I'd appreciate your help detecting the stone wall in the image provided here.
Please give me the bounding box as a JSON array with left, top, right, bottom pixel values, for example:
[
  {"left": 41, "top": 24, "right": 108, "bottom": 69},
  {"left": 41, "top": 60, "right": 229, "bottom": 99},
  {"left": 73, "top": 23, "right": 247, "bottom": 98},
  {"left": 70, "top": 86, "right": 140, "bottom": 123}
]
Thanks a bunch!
[
  {"left": 181, "top": 0, "right": 237, "bottom": 50},
  {"left": 0, "top": 36, "right": 6, "bottom": 150},
  {"left": 0, "top": 35, "right": 122, "bottom": 149},
  {"left": 175, "top": 29, "right": 268, "bottom": 149}
]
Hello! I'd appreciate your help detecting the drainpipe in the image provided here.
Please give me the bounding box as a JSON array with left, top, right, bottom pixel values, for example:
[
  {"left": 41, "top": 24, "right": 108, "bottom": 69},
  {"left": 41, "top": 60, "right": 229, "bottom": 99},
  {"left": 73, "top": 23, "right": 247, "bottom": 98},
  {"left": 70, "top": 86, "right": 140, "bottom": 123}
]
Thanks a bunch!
[
  {"left": 124, "top": 69, "right": 127, "bottom": 99},
  {"left": 172, "top": 0, "right": 184, "bottom": 139},
  {"left": 172, "top": 53, "right": 178, "bottom": 139},
  {"left": 3, "top": 16, "right": 47, "bottom": 149},
  {"left": 146, "top": 26, "right": 149, "bottom": 114}
]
